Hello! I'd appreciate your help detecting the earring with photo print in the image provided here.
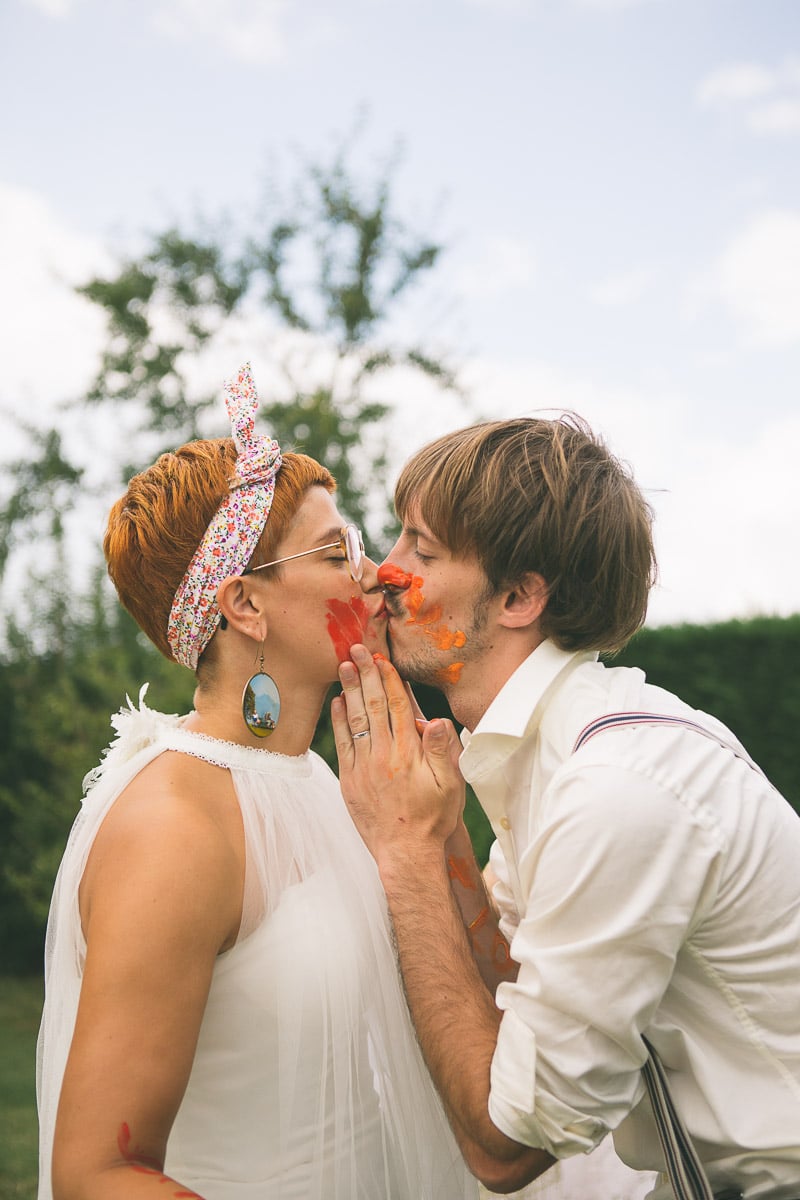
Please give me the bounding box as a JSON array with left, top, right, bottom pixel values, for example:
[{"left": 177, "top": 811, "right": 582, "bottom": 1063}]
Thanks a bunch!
[{"left": 242, "top": 640, "right": 281, "bottom": 738}]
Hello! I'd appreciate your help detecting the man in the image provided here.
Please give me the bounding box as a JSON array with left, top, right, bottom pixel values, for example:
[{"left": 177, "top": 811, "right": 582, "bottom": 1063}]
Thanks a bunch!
[{"left": 331, "top": 416, "right": 800, "bottom": 1199}]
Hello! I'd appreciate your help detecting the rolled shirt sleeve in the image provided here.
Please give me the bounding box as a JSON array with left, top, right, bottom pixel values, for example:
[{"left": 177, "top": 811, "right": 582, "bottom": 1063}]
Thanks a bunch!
[{"left": 488, "top": 759, "right": 725, "bottom": 1156}]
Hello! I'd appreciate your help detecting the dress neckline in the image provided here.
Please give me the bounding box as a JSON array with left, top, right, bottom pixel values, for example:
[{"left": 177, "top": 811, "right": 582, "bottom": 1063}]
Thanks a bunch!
[{"left": 163, "top": 721, "right": 314, "bottom": 777}]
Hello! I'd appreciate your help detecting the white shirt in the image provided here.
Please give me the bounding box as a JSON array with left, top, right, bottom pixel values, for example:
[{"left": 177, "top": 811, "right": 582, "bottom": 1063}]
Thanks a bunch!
[{"left": 460, "top": 641, "right": 800, "bottom": 1199}]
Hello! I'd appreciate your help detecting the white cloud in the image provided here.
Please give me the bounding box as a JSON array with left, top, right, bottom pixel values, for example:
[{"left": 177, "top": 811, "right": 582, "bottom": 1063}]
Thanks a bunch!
[
  {"left": 697, "top": 62, "right": 775, "bottom": 106},
  {"left": 0, "top": 183, "right": 112, "bottom": 440},
  {"left": 433, "top": 354, "right": 800, "bottom": 626},
  {"left": 697, "top": 57, "right": 800, "bottom": 137},
  {"left": 151, "top": 0, "right": 289, "bottom": 65},
  {"left": 647, "top": 414, "right": 800, "bottom": 626},
  {"left": 454, "top": 234, "right": 536, "bottom": 300},
  {"left": 706, "top": 210, "right": 800, "bottom": 347},
  {"left": 462, "top": 0, "right": 657, "bottom": 9},
  {"left": 588, "top": 266, "right": 652, "bottom": 308},
  {"left": 576, "top": 0, "right": 657, "bottom": 8},
  {"left": 747, "top": 99, "right": 800, "bottom": 136},
  {"left": 21, "top": 0, "right": 75, "bottom": 16}
]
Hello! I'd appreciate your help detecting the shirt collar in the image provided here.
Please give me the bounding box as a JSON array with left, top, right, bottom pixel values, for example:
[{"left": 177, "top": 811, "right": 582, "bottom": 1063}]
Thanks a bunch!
[{"left": 461, "top": 640, "right": 598, "bottom": 750}]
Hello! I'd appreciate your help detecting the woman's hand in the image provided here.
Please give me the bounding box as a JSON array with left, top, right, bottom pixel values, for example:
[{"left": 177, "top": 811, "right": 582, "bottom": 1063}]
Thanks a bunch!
[{"left": 332, "top": 646, "right": 466, "bottom": 866}]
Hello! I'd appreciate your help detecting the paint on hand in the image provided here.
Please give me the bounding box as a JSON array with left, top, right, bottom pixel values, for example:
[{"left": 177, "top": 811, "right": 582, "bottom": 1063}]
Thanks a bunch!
[
  {"left": 326, "top": 596, "right": 370, "bottom": 662},
  {"left": 447, "top": 855, "right": 478, "bottom": 890},
  {"left": 380, "top": 561, "right": 467, "bottom": 681},
  {"left": 117, "top": 1122, "right": 201, "bottom": 1198}
]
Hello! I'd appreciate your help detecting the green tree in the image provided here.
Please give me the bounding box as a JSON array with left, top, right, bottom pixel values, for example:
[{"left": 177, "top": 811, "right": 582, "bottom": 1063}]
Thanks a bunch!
[
  {"left": 0, "top": 140, "right": 462, "bottom": 969},
  {"left": 74, "top": 144, "right": 457, "bottom": 541}
]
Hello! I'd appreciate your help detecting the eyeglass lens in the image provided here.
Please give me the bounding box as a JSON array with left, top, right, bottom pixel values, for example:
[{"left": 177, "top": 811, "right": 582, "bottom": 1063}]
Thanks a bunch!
[{"left": 344, "top": 525, "right": 364, "bottom": 581}]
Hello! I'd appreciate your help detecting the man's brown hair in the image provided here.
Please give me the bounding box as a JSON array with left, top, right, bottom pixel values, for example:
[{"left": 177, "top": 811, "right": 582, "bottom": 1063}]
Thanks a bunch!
[
  {"left": 394, "top": 415, "right": 656, "bottom": 654},
  {"left": 104, "top": 440, "right": 334, "bottom": 663}
]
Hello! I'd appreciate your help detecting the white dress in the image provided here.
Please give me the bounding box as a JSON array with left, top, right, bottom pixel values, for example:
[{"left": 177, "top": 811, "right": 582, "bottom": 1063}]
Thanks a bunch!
[{"left": 37, "top": 690, "right": 476, "bottom": 1200}]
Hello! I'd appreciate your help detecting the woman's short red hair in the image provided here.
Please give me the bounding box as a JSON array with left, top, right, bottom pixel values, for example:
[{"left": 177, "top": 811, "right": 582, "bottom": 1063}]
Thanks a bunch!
[{"left": 104, "top": 439, "right": 334, "bottom": 663}]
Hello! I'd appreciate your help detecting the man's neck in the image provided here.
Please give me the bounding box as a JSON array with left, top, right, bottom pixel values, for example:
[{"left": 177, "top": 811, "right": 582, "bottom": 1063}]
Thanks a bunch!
[{"left": 447, "top": 634, "right": 545, "bottom": 732}]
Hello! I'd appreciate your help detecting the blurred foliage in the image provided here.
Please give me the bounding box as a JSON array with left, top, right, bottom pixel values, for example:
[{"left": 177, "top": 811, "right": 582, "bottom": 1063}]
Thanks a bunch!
[
  {"left": 0, "top": 572, "right": 194, "bottom": 972},
  {"left": 611, "top": 615, "right": 800, "bottom": 809},
  {"left": 1, "top": 139, "right": 458, "bottom": 563},
  {"left": 0, "top": 975, "right": 42, "bottom": 1198},
  {"left": 4, "top": 612, "right": 799, "bottom": 970},
  {"left": 0, "top": 137, "right": 461, "bottom": 971}
]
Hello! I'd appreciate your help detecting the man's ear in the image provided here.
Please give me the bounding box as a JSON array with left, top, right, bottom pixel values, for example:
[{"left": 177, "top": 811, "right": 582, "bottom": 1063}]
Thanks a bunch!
[
  {"left": 216, "top": 575, "right": 267, "bottom": 640},
  {"left": 497, "top": 572, "right": 549, "bottom": 629}
]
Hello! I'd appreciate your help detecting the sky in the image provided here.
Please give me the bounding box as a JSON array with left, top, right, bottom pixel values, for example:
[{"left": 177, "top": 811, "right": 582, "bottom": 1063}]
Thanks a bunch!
[{"left": 1, "top": 0, "right": 799, "bottom": 628}]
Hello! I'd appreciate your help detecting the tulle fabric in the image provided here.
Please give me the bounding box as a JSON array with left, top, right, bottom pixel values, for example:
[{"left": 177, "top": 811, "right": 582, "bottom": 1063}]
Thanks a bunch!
[{"left": 37, "top": 689, "right": 475, "bottom": 1200}]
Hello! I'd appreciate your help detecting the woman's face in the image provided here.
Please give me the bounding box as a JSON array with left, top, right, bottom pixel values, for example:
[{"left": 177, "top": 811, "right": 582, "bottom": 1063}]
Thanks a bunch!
[{"left": 259, "top": 487, "right": 387, "bottom": 681}]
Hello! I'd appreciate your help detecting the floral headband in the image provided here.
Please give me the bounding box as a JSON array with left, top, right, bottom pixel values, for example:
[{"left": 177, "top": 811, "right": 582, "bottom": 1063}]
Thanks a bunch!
[{"left": 167, "top": 363, "right": 283, "bottom": 670}]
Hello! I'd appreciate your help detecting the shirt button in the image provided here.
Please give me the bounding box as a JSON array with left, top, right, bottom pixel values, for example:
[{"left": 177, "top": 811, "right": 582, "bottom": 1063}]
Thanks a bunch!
[{"left": 499, "top": 817, "right": 511, "bottom": 830}]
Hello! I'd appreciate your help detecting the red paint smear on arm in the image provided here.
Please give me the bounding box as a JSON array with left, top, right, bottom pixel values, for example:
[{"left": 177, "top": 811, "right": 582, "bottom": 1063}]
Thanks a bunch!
[
  {"left": 117, "top": 1122, "right": 203, "bottom": 1197},
  {"left": 326, "top": 596, "right": 369, "bottom": 663}
]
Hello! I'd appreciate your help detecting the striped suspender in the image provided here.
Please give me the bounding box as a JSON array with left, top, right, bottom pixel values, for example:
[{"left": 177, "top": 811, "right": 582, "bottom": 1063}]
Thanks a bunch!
[
  {"left": 573, "top": 711, "right": 765, "bottom": 779},
  {"left": 570, "top": 712, "right": 756, "bottom": 1200},
  {"left": 641, "top": 1036, "right": 714, "bottom": 1200}
]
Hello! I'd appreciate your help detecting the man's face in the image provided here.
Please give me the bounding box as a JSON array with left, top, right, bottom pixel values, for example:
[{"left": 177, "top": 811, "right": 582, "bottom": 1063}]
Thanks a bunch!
[{"left": 378, "top": 501, "right": 494, "bottom": 690}]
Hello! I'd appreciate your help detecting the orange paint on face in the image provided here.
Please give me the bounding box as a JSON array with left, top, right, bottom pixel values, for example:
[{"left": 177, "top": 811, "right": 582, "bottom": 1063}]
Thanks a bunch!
[
  {"left": 381, "top": 561, "right": 467, "bottom": 667},
  {"left": 436, "top": 662, "right": 464, "bottom": 685},
  {"left": 430, "top": 626, "right": 466, "bottom": 651},
  {"left": 378, "top": 563, "right": 415, "bottom": 590},
  {"left": 326, "top": 596, "right": 370, "bottom": 663}
]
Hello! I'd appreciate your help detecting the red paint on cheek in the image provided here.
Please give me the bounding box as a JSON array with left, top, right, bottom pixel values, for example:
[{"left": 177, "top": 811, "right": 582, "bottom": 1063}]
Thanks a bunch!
[{"left": 326, "top": 596, "right": 370, "bottom": 662}]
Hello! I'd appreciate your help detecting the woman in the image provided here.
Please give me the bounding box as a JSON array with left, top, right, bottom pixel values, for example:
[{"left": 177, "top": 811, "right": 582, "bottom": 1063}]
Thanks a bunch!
[{"left": 36, "top": 364, "right": 475, "bottom": 1200}]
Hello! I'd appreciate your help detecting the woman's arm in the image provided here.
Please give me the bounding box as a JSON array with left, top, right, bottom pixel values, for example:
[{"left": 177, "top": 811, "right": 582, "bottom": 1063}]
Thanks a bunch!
[{"left": 52, "top": 754, "right": 244, "bottom": 1200}]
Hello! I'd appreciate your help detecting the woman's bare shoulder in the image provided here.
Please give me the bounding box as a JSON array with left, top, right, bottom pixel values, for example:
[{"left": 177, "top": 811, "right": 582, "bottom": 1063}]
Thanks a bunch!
[{"left": 80, "top": 749, "right": 245, "bottom": 951}]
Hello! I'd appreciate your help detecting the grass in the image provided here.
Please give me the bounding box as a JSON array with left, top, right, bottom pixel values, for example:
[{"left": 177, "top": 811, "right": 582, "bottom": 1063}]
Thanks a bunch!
[{"left": 0, "top": 975, "right": 42, "bottom": 1200}]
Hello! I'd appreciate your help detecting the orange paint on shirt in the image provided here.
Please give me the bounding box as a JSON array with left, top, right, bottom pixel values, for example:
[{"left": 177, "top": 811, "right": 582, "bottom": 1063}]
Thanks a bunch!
[{"left": 326, "top": 596, "right": 370, "bottom": 663}]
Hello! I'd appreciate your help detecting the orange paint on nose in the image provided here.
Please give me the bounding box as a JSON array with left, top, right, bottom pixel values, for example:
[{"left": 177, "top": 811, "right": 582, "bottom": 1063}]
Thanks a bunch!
[
  {"left": 326, "top": 596, "right": 370, "bottom": 663},
  {"left": 378, "top": 563, "right": 415, "bottom": 589}
]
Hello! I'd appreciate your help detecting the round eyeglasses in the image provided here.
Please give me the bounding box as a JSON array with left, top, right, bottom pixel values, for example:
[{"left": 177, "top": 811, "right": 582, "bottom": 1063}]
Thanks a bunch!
[{"left": 244, "top": 524, "right": 365, "bottom": 583}]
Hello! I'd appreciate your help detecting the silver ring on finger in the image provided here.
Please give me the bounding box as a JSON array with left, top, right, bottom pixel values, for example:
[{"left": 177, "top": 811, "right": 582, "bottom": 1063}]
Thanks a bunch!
[{"left": 352, "top": 730, "right": 370, "bottom": 741}]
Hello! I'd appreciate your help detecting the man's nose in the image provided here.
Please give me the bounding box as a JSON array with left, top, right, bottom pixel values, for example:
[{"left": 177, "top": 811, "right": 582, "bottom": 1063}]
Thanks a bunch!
[{"left": 377, "top": 562, "right": 414, "bottom": 591}]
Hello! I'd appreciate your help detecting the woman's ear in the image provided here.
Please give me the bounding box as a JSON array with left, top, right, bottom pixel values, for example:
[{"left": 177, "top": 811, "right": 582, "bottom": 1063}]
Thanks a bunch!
[
  {"left": 497, "top": 572, "right": 549, "bottom": 630},
  {"left": 216, "top": 575, "right": 268, "bottom": 640}
]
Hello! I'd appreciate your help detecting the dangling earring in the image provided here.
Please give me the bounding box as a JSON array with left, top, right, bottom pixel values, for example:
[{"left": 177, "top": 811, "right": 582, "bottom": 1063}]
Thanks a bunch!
[{"left": 242, "top": 640, "right": 281, "bottom": 739}]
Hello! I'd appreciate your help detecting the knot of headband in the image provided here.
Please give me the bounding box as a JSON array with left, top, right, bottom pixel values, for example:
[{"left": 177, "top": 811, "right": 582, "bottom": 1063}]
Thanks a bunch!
[{"left": 167, "top": 363, "right": 283, "bottom": 670}]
